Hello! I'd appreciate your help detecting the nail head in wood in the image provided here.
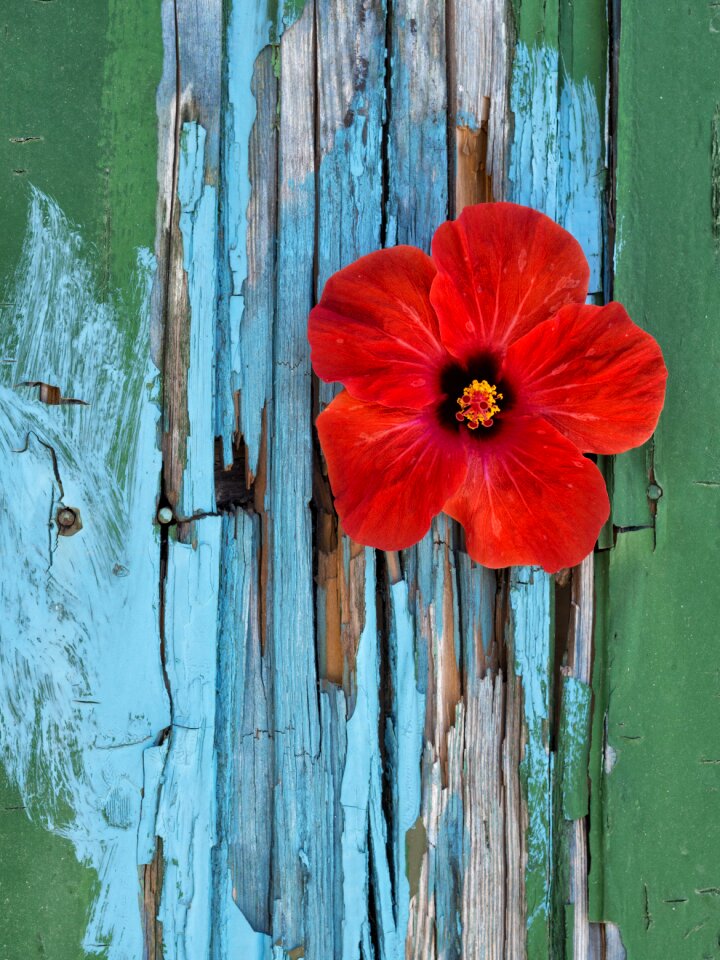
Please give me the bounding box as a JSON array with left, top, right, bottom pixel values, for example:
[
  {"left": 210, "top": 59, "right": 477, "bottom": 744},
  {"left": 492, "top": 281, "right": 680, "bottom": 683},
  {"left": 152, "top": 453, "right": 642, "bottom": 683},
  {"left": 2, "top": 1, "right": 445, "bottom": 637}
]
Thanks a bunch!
[
  {"left": 157, "top": 507, "right": 174, "bottom": 525},
  {"left": 56, "top": 506, "right": 82, "bottom": 536}
]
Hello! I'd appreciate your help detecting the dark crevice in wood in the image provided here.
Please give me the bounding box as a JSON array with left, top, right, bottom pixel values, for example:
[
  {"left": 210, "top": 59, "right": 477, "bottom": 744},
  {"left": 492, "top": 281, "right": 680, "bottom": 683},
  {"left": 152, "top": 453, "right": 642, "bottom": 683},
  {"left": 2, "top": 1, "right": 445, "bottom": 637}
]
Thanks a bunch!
[
  {"left": 605, "top": 0, "right": 621, "bottom": 304},
  {"left": 16, "top": 381, "right": 88, "bottom": 405},
  {"left": 158, "top": 521, "right": 173, "bottom": 721},
  {"left": 380, "top": 0, "right": 393, "bottom": 248},
  {"left": 214, "top": 435, "right": 255, "bottom": 511},
  {"left": 365, "top": 815, "right": 383, "bottom": 960},
  {"left": 445, "top": 0, "right": 457, "bottom": 219},
  {"left": 375, "top": 550, "right": 397, "bottom": 908}
]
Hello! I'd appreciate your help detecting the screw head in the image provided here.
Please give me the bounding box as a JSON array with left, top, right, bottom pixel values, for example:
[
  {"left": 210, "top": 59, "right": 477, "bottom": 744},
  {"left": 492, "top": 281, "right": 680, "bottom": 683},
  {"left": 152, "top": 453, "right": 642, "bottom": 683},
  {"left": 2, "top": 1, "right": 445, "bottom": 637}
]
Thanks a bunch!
[
  {"left": 57, "top": 507, "right": 77, "bottom": 528},
  {"left": 56, "top": 506, "right": 82, "bottom": 536},
  {"left": 647, "top": 482, "right": 663, "bottom": 501},
  {"left": 157, "top": 506, "right": 174, "bottom": 525}
]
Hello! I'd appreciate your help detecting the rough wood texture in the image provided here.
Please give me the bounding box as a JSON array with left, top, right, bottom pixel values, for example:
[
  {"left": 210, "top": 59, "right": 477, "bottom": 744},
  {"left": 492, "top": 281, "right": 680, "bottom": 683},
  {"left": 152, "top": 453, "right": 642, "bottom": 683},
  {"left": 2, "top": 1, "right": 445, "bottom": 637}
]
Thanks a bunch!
[
  {"left": 158, "top": 0, "right": 222, "bottom": 515},
  {"left": 448, "top": 0, "right": 509, "bottom": 206},
  {"left": 0, "top": 1, "right": 642, "bottom": 958},
  {"left": 589, "top": 4, "right": 720, "bottom": 958}
]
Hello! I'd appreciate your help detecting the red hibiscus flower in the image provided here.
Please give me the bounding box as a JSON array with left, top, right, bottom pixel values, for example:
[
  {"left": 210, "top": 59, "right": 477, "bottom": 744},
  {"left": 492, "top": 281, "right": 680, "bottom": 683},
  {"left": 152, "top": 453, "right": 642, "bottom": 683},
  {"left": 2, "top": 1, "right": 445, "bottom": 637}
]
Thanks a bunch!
[{"left": 308, "top": 203, "right": 667, "bottom": 572}]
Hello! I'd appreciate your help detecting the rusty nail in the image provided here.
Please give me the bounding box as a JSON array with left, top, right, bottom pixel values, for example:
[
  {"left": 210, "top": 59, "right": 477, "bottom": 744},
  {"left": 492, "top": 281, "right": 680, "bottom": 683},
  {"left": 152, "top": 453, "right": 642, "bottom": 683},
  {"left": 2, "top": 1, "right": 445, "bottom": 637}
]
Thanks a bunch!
[
  {"left": 57, "top": 507, "right": 77, "bottom": 528},
  {"left": 56, "top": 506, "right": 82, "bottom": 536}
]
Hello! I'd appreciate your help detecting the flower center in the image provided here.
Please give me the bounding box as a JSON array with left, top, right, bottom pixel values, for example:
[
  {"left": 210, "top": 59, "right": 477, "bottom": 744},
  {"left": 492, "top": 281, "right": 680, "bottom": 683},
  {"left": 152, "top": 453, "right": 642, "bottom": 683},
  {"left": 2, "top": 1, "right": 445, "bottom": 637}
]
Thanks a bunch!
[{"left": 455, "top": 379, "right": 503, "bottom": 430}]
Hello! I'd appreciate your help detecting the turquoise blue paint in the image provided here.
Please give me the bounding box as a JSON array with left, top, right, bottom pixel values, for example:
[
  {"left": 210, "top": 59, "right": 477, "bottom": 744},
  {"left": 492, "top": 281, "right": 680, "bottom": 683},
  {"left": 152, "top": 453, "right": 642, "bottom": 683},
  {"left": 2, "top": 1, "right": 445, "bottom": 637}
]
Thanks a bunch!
[
  {"left": 388, "top": 579, "right": 426, "bottom": 948},
  {"left": 216, "top": 869, "right": 272, "bottom": 960},
  {"left": 508, "top": 38, "right": 606, "bottom": 954},
  {"left": 156, "top": 517, "right": 222, "bottom": 958},
  {"left": 509, "top": 42, "right": 604, "bottom": 292},
  {"left": 0, "top": 189, "right": 167, "bottom": 956},
  {"left": 217, "top": 3, "right": 274, "bottom": 472},
  {"left": 137, "top": 741, "right": 168, "bottom": 866},
  {"left": 213, "top": 511, "right": 273, "bottom": 938},
  {"left": 510, "top": 566, "right": 553, "bottom": 946},
  {"left": 386, "top": 4, "right": 448, "bottom": 250},
  {"left": 217, "top": 0, "right": 308, "bottom": 473},
  {"left": 178, "top": 122, "right": 218, "bottom": 519},
  {"left": 508, "top": 43, "right": 560, "bottom": 219},
  {"left": 340, "top": 549, "right": 399, "bottom": 957},
  {"left": 315, "top": 0, "right": 385, "bottom": 409},
  {"left": 558, "top": 76, "right": 603, "bottom": 294},
  {"left": 268, "top": 73, "right": 323, "bottom": 938}
]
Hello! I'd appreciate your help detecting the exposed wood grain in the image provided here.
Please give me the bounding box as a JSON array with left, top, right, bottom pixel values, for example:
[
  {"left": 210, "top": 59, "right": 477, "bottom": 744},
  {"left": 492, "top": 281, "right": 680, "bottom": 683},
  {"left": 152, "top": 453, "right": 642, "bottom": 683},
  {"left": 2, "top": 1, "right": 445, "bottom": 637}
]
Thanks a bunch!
[
  {"left": 1, "top": 1, "right": 623, "bottom": 956},
  {"left": 269, "top": 5, "right": 325, "bottom": 953},
  {"left": 158, "top": 0, "right": 222, "bottom": 513},
  {"left": 448, "top": 0, "right": 510, "bottom": 207},
  {"left": 462, "top": 673, "right": 506, "bottom": 958},
  {"left": 447, "top": 5, "right": 521, "bottom": 955},
  {"left": 314, "top": 0, "right": 385, "bottom": 693},
  {"left": 566, "top": 556, "right": 594, "bottom": 960},
  {"left": 386, "top": 0, "right": 448, "bottom": 248}
]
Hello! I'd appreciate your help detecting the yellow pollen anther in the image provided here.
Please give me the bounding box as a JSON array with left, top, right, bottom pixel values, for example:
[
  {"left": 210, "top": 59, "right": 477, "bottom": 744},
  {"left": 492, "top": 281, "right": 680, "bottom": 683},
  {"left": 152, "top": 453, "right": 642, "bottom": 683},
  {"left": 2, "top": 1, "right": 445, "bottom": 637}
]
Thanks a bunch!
[{"left": 455, "top": 379, "right": 503, "bottom": 430}]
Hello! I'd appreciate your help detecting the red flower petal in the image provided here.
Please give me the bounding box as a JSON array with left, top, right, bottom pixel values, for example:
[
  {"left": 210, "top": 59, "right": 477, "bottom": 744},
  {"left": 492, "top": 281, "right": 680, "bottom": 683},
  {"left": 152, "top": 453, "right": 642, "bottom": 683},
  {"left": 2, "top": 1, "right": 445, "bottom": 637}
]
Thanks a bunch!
[
  {"left": 430, "top": 203, "right": 589, "bottom": 359},
  {"left": 444, "top": 417, "right": 609, "bottom": 572},
  {"left": 504, "top": 302, "right": 668, "bottom": 454},
  {"left": 309, "top": 246, "right": 449, "bottom": 409},
  {"left": 317, "top": 391, "right": 467, "bottom": 550}
]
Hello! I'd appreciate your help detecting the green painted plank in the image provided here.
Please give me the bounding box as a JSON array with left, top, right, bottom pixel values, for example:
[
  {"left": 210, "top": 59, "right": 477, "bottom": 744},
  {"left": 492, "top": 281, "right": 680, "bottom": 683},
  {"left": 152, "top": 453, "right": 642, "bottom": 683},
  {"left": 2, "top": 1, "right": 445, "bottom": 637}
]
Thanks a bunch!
[
  {"left": 0, "top": 770, "right": 99, "bottom": 960},
  {"left": 592, "top": 4, "right": 720, "bottom": 957},
  {"left": 0, "top": 2, "right": 164, "bottom": 957},
  {"left": 559, "top": 677, "right": 592, "bottom": 821}
]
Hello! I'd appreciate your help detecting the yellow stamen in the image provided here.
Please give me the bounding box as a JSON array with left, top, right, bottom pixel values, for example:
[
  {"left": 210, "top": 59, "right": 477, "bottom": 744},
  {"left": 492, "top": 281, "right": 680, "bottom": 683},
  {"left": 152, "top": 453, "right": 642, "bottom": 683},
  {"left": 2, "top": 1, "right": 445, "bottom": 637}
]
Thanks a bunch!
[{"left": 455, "top": 379, "right": 503, "bottom": 430}]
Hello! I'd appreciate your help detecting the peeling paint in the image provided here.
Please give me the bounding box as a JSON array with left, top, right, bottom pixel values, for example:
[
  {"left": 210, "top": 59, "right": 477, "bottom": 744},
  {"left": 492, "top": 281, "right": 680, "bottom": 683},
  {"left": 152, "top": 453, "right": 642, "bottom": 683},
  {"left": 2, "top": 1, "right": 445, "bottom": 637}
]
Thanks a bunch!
[
  {"left": 0, "top": 189, "right": 166, "bottom": 957},
  {"left": 559, "top": 677, "right": 592, "bottom": 820},
  {"left": 177, "top": 122, "right": 218, "bottom": 519}
]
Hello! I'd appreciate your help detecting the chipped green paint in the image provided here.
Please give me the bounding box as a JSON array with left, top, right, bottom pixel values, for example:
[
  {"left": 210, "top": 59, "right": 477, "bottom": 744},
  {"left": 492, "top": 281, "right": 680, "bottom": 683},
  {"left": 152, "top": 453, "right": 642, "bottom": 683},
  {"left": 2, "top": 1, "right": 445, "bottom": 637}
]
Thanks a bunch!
[
  {"left": 590, "top": 4, "right": 720, "bottom": 958},
  {"left": 99, "top": 0, "right": 164, "bottom": 306},
  {"left": 405, "top": 815, "right": 428, "bottom": 903},
  {"left": 0, "top": 2, "right": 163, "bottom": 958},
  {"left": 559, "top": 677, "right": 592, "bottom": 821},
  {"left": 0, "top": 771, "right": 99, "bottom": 960},
  {"left": 0, "top": 1, "right": 107, "bottom": 278}
]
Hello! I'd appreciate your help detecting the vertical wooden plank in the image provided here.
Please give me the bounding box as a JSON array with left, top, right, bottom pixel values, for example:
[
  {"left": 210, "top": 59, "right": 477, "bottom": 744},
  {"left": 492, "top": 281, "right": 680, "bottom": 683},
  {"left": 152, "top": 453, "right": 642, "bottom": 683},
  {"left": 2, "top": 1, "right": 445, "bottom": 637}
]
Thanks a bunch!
[
  {"left": 156, "top": 519, "right": 223, "bottom": 956},
  {"left": 0, "top": 1, "right": 167, "bottom": 957},
  {"left": 158, "top": 0, "right": 222, "bottom": 517},
  {"left": 447, "top": 5, "right": 520, "bottom": 957},
  {"left": 591, "top": 4, "right": 720, "bottom": 958},
  {"left": 269, "top": 6, "right": 326, "bottom": 956},
  {"left": 448, "top": 0, "right": 509, "bottom": 209},
  {"left": 507, "top": 0, "right": 608, "bottom": 956}
]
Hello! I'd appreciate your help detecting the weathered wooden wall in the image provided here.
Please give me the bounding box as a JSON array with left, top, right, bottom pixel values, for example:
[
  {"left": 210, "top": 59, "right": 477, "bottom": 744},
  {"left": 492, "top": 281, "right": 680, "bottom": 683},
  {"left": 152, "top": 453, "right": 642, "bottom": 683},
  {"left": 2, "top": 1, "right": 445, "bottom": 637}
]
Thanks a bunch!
[{"left": 0, "top": 2, "right": 715, "bottom": 959}]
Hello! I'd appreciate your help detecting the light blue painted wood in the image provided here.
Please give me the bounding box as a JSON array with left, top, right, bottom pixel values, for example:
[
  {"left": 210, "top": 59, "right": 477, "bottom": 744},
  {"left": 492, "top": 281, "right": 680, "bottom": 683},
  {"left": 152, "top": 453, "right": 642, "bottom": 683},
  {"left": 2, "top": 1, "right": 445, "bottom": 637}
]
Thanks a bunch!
[
  {"left": 387, "top": 579, "right": 426, "bottom": 949},
  {"left": 217, "top": 3, "right": 276, "bottom": 472},
  {"left": 216, "top": 1, "right": 308, "bottom": 472},
  {"left": 0, "top": 4, "right": 612, "bottom": 955},
  {"left": 214, "top": 511, "right": 273, "bottom": 939},
  {"left": 509, "top": 42, "right": 604, "bottom": 292},
  {"left": 507, "top": 34, "right": 607, "bottom": 956},
  {"left": 268, "top": 8, "right": 329, "bottom": 955},
  {"left": 157, "top": 517, "right": 222, "bottom": 958},
  {"left": 510, "top": 566, "right": 554, "bottom": 948},
  {"left": 0, "top": 189, "right": 167, "bottom": 956},
  {"left": 178, "top": 122, "right": 218, "bottom": 519}
]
